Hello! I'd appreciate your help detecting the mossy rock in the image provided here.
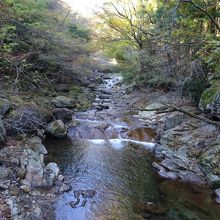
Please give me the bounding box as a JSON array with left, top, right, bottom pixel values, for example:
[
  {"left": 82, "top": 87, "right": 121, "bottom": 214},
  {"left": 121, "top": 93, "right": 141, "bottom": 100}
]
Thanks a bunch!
[
  {"left": 199, "top": 80, "right": 220, "bottom": 114},
  {"left": 45, "top": 120, "right": 67, "bottom": 138}
]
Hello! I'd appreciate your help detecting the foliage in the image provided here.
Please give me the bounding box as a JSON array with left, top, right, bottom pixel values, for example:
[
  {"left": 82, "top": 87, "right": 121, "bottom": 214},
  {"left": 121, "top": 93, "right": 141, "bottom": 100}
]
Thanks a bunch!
[
  {"left": 96, "top": 0, "right": 220, "bottom": 98},
  {"left": 0, "top": 0, "right": 92, "bottom": 91}
]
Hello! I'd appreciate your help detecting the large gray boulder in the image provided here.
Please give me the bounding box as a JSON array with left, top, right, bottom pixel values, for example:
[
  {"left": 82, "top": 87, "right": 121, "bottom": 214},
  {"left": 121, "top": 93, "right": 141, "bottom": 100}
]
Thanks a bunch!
[
  {"left": 164, "top": 112, "right": 187, "bottom": 131},
  {"left": 0, "top": 98, "right": 12, "bottom": 115},
  {"left": 51, "top": 96, "right": 75, "bottom": 108},
  {"left": 45, "top": 120, "right": 67, "bottom": 138}
]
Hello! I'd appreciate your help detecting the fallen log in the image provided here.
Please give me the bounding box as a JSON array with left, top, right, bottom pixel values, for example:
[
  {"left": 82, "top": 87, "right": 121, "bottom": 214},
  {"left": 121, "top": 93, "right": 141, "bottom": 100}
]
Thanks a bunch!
[{"left": 160, "top": 102, "right": 220, "bottom": 127}]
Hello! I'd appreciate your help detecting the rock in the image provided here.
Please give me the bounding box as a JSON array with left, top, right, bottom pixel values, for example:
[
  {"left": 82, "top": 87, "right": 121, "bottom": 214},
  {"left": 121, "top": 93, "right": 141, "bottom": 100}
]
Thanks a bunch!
[
  {"left": 25, "top": 158, "right": 44, "bottom": 187},
  {"left": 52, "top": 108, "right": 73, "bottom": 122},
  {"left": 20, "top": 182, "right": 31, "bottom": 193},
  {"left": 42, "top": 163, "right": 59, "bottom": 187},
  {"left": 0, "top": 166, "right": 11, "bottom": 180},
  {"left": 152, "top": 156, "right": 206, "bottom": 186},
  {"left": 51, "top": 96, "right": 75, "bottom": 108},
  {"left": 99, "top": 89, "right": 112, "bottom": 95},
  {"left": 17, "top": 168, "right": 26, "bottom": 179},
  {"left": 99, "top": 94, "right": 111, "bottom": 99},
  {"left": 0, "top": 119, "right": 6, "bottom": 143},
  {"left": 45, "top": 120, "right": 67, "bottom": 138},
  {"left": 54, "top": 84, "right": 70, "bottom": 93},
  {"left": 199, "top": 80, "right": 220, "bottom": 116},
  {"left": 95, "top": 104, "right": 110, "bottom": 111},
  {"left": 10, "top": 185, "right": 20, "bottom": 196},
  {"left": 215, "top": 188, "right": 220, "bottom": 203},
  {"left": 0, "top": 98, "right": 12, "bottom": 116},
  {"left": 200, "top": 144, "right": 220, "bottom": 188},
  {"left": 164, "top": 112, "right": 187, "bottom": 131},
  {"left": 58, "top": 175, "right": 64, "bottom": 182},
  {"left": 28, "top": 136, "right": 48, "bottom": 155},
  {"left": 0, "top": 181, "right": 9, "bottom": 190},
  {"left": 57, "top": 183, "right": 71, "bottom": 194},
  {"left": 206, "top": 173, "right": 220, "bottom": 189}
]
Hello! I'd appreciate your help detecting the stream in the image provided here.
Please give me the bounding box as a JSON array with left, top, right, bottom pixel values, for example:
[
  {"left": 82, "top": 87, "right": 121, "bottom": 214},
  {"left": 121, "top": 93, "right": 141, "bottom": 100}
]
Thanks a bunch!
[{"left": 44, "top": 74, "right": 220, "bottom": 220}]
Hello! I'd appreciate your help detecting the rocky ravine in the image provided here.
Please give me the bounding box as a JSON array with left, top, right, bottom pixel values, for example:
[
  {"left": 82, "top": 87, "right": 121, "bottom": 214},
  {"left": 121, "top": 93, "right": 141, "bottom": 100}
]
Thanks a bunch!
[{"left": 0, "top": 72, "right": 219, "bottom": 219}]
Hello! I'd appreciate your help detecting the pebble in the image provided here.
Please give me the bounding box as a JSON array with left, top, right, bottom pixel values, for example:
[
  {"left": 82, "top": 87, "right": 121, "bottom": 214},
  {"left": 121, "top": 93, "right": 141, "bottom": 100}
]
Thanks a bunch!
[{"left": 58, "top": 175, "right": 64, "bottom": 182}]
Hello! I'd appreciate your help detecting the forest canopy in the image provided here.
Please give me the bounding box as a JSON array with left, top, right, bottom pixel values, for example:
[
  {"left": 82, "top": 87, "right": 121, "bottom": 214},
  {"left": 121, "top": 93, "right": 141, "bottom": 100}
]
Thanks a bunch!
[{"left": 95, "top": 0, "right": 220, "bottom": 100}]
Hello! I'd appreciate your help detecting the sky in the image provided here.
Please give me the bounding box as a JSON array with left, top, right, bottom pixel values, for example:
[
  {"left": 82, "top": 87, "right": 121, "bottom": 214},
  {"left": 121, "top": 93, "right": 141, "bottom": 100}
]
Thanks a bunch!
[{"left": 62, "top": 0, "right": 106, "bottom": 17}]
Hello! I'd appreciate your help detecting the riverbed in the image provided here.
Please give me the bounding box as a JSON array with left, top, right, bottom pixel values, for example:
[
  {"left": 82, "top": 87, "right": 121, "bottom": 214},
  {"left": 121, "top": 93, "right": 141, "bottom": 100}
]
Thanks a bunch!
[{"left": 45, "top": 74, "right": 220, "bottom": 220}]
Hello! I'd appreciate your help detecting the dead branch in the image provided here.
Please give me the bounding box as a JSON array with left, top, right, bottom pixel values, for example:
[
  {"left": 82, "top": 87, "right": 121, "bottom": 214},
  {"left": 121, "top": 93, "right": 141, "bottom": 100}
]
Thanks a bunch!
[{"left": 160, "top": 102, "right": 220, "bottom": 126}]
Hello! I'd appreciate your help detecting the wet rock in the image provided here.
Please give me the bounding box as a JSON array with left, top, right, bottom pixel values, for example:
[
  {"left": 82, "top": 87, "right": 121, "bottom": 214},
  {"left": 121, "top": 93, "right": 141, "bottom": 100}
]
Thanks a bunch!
[
  {"left": 45, "top": 120, "right": 67, "bottom": 138},
  {"left": 74, "top": 190, "right": 96, "bottom": 199},
  {"left": 52, "top": 108, "right": 73, "bottom": 122},
  {"left": 0, "top": 119, "right": 6, "bottom": 143},
  {"left": 99, "top": 94, "right": 111, "bottom": 99},
  {"left": 42, "top": 163, "right": 59, "bottom": 187},
  {"left": 58, "top": 175, "right": 64, "bottom": 182},
  {"left": 57, "top": 183, "right": 71, "bottom": 194},
  {"left": 0, "top": 98, "right": 12, "bottom": 116},
  {"left": 99, "top": 89, "right": 112, "bottom": 95},
  {"left": 153, "top": 158, "right": 206, "bottom": 186},
  {"left": 95, "top": 104, "right": 110, "bottom": 111},
  {"left": 51, "top": 96, "right": 75, "bottom": 108},
  {"left": 215, "top": 188, "right": 220, "bottom": 203},
  {"left": 164, "top": 112, "right": 187, "bottom": 131}
]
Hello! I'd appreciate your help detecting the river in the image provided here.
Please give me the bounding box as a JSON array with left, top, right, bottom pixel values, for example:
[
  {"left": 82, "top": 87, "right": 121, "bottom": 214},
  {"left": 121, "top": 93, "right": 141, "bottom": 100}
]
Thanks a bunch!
[{"left": 44, "top": 74, "right": 220, "bottom": 220}]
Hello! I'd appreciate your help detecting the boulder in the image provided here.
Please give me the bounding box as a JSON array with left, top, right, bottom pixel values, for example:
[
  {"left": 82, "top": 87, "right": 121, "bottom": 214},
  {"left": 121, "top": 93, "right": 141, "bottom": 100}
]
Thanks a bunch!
[
  {"left": 199, "top": 80, "right": 220, "bottom": 116},
  {"left": 52, "top": 108, "right": 73, "bottom": 122},
  {"left": 25, "top": 158, "right": 44, "bottom": 187},
  {"left": 164, "top": 112, "right": 187, "bottom": 131},
  {"left": 99, "top": 89, "right": 112, "bottom": 95},
  {"left": 45, "top": 120, "right": 67, "bottom": 138},
  {"left": 0, "top": 98, "right": 12, "bottom": 116},
  {"left": 51, "top": 96, "right": 75, "bottom": 108}
]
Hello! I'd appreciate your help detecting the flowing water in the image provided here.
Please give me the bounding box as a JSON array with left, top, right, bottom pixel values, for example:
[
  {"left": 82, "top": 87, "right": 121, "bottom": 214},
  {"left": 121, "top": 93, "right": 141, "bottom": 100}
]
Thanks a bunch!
[{"left": 44, "top": 75, "right": 220, "bottom": 220}]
